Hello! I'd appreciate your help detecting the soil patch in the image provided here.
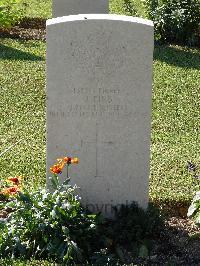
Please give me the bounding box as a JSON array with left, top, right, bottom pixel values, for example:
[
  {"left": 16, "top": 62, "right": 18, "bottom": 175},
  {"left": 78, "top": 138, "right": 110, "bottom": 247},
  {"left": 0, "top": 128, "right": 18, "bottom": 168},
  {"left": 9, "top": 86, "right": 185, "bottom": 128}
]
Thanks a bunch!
[
  {"left": 140, "top": 217, "right": 200, "bottom": 265},
  {"left": 0, "top": 18, "right": 46, "bottom": 41}
]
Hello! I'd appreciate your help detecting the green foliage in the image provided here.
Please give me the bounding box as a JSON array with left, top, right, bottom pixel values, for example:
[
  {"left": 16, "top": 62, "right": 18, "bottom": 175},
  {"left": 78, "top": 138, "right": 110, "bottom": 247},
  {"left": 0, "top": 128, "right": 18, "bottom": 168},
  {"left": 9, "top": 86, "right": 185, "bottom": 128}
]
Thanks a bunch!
[
  {"left": 187, "top": 191, "right": 200, "bottom": 225},
  {"left": 123, "top": 0, "right": 147, "bottom": 17},
  {"left": 122, "top": 0, "right": 200, "bottom": 45},
  {"left": 0, "top": 0, "right": 25, "bottom": 28},
  {"left": 97, "top": 203, "right": 164, "bottom": 262},
  {"left": 0, "top": 175, "right": 99, "bottom": 263},
  {"left": 0, "top": 173, "right": 163, "bottom": 264},
  {"left": 145, "top": 0, "right": 200, "bottom": 45},
  {"left": 113, "top": 203, "right": 163, "bottom": 243}
]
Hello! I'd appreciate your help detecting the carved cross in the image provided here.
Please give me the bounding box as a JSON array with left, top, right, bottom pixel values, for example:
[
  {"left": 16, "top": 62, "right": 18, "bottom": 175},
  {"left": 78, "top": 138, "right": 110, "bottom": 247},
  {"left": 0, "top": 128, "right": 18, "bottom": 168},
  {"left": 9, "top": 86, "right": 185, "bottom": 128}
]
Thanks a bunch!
[{"left": 81, "top": 122, "right": 114, "bottom": 177}]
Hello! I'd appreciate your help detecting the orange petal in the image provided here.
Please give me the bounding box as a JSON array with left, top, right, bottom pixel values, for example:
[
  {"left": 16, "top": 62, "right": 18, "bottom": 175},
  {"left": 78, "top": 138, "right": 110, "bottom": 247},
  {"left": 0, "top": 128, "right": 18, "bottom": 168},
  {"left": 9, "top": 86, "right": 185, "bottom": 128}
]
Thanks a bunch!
[
  {"left": 71, "top": 158, "right": 79, "bottom": 164},
  {"left": 7, "top": 177, "right": 20, "bottom": 185},
  {"left": 1, "top": 186, "right": 20, "bottom": 195},
  {"left": 63, "top": 157, "right": 69, "bottom": 162},
  {"left": 50, "top": 161, "right": 66, "bottom": 174}
]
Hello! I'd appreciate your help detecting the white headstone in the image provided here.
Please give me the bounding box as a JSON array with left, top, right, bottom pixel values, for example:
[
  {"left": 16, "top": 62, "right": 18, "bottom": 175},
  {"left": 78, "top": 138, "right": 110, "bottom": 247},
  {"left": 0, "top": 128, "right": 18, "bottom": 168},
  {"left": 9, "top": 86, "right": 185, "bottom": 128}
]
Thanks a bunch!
[
  {"left": 52, "top": 0, "right": 109, "bottom": 18},
  {"left": 46, "top": 14, "right": 154, "bottom": 217}
]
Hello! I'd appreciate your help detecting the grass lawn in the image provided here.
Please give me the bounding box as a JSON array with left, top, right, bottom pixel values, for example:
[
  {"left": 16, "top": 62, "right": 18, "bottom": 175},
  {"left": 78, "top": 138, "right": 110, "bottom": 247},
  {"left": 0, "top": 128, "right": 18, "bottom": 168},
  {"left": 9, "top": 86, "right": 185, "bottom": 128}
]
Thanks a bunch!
[
  {"left": 151, "top": 46, "right": 200, "bottom": 203},
  {"left": 0, "top": 37, "right": 199, "bottom": 203},
  {"left": 0, "top": 1, "right": 200, "bottom": 265},
  {"left": 0, "top": 39, "right": 46, "bottom": 189},
  {"left": 23, "top": 0, "right": 51, "bottom": 19}
]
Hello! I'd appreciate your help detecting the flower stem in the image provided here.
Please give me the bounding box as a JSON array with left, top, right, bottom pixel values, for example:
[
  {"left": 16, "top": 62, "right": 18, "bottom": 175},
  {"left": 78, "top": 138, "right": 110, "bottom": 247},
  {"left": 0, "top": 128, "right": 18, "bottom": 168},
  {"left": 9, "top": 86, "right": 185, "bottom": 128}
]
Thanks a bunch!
[{"left": 67, "top": 165, "right": 69, "bottom": 179}]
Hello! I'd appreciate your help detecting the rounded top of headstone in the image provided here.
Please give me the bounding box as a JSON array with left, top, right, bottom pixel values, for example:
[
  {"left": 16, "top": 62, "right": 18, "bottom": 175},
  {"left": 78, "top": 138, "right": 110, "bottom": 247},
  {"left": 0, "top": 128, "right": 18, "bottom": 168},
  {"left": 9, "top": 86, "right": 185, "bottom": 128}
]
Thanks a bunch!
[{"left": 46, "top": 14, "right": 154, "bottom": 27}]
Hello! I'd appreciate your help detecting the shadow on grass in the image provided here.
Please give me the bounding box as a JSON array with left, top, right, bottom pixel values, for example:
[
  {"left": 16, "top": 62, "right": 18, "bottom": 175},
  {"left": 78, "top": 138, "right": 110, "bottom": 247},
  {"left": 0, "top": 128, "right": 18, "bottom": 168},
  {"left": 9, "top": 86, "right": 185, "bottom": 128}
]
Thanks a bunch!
[
  {"left": 154, "top": 45, "right": 200, "bottom": 70},
  {"left": 0, "top": 43, "right": 44, "bottom": 61}
]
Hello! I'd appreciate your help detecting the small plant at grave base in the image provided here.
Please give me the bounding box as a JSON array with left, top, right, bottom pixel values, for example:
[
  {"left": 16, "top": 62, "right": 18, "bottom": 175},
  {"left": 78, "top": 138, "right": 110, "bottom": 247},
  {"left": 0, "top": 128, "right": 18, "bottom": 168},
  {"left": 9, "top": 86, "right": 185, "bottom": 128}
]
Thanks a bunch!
[
  {"left": 0, "top": 155, "right": 164, "bottom": 264},
  {"left": 187, "top": 191, "right": 200, "bottom": 225},
  {"left": 94, "top": 202, "right": 164, "bottom": 263},
  {"left": 0, "top": 156, "right": 101, "bottom": 264},
  {"left": 187, "top": 162, "right": 200, "bottom": 226}
]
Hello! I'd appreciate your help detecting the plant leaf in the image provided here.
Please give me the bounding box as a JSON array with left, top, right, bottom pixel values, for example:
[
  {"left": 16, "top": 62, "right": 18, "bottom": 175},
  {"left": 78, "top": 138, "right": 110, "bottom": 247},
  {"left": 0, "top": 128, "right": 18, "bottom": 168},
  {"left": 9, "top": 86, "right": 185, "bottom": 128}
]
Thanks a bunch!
[
  {"left": 139, "top": 245, "right": 149, "bottom": 258},
  {"left": 187, "top": 202, "right": 197, "bottom": 217}
]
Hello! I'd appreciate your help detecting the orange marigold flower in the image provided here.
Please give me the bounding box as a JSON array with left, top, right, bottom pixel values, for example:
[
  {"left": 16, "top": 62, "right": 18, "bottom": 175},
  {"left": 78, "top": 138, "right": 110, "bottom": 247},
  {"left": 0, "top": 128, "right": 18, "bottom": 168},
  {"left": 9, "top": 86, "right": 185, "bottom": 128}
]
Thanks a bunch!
[
  {"left": 7, "top": 176, "right": 21, "bottom": 185},
  {"left": 71, "top": 158, "right": 79, "bottom": 164},
  {"left": 50, "top": 161, "right": 65, "bottom": 174},
  {"left": 2, "top": 186, "right": 20, "bottom": 195},
  {"left": 50, "top": 155, "right": 79, "bottom": 174},
  {"left": 63, "top": 157, "right": 72, "bottom": 164},
  {"left": 63, "top": 157, "right": 69, "bottom": 162}
]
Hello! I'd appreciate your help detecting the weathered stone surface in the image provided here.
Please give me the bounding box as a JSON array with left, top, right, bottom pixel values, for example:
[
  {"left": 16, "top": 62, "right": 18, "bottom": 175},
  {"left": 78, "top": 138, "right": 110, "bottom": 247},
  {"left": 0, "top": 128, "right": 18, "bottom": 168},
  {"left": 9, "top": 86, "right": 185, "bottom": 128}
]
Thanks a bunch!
[
  {"left": 46, "top": 14, "right": 154, "bottom": 217},
  {"left": 52, "top": 0, "right": 108, "bottom": 17}
]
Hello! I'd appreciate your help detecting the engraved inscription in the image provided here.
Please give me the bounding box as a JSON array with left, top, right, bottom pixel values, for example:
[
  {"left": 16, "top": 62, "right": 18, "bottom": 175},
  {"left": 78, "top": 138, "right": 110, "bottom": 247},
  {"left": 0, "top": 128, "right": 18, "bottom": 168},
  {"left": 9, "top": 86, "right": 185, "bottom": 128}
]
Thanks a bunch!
[
  {"left": 73, "top": 87, "right": 120, "bottom": 95},
  {"left": 49, "top": 87, "right": 131, "bottom": 118}
]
